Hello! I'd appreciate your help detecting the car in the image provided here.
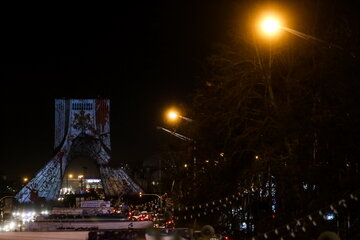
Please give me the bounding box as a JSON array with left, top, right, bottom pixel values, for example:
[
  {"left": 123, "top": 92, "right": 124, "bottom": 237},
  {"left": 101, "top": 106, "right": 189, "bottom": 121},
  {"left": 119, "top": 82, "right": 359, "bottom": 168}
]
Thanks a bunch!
[
  {"left": 130, "top": 210, "right": 151, "bottom": 221},
  {"left": 153, "top": 213, "right": 175, "bottom": 228}
]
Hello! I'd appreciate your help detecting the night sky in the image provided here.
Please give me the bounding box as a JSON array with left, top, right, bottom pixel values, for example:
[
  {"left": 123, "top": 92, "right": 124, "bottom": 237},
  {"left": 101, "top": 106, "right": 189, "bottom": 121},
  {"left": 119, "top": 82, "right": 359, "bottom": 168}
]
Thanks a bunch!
[
  {"left": 0, "top": 2, "right": 232, "bottom": 178},
  {"left": 1, "top": 1, "right": 355, "bottom": 180}
]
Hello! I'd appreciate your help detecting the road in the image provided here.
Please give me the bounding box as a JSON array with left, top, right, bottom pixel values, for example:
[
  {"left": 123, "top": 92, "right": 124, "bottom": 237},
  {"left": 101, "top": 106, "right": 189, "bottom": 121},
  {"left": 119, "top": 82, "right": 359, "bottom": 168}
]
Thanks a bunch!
[{"left": 0, "top": 231, "right": 89, "bottom": 240}]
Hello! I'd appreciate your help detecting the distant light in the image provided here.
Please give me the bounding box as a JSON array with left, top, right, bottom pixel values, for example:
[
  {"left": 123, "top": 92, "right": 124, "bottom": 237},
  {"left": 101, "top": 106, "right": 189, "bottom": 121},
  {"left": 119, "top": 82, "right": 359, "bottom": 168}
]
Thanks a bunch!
[
  {"left": 9, "top": 222, "right": 15, "bottom": 230},
  {"left": 255, "top": 155, "right": 259, "bottom": 160},
  {"left": 41, "top": 210, "right": 49, "bottom": 215},
  {"left": 68, "top": 174, "right": 73, "bottom": 179},
  {"left": 85, "top": 179, "right": 101, "bottom": 183},
  {"left": 325, "top": 213, "right": 335, "bottom": 221},
  {"left": 184, "top": 164, "right": 188, "bottom": 168},
  {"left": 23, "top": 177, "right": 28, "bottom": 183},
  {"left": 240, "top": 222, "right": 247, "bottom": 230},
  {"left": 78, "top": 175, "right": 84, "bottom": 179}
]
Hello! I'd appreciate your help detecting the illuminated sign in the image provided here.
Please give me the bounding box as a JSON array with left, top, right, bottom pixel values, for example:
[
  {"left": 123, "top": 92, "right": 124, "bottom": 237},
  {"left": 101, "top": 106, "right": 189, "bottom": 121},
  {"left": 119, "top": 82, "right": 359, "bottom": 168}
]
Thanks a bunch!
[{"left": 85, "top": 179, "right": 101, "bottom": 183}]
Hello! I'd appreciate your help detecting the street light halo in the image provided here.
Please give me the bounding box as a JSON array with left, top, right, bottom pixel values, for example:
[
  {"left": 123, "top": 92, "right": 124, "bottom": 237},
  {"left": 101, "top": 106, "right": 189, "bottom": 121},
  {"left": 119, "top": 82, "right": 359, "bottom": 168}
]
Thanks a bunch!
[
  {"left": 165, "top": 107, "right": 182, "bottom": 123},
  {"left": 168, "top": 111, "right": 179, "bottom": 120},
  {"left": 262, "top": 17, "right": 280, "bottom": 34},
  {"left": 258, "top": 13, "right": 282, "bottom": 37}
]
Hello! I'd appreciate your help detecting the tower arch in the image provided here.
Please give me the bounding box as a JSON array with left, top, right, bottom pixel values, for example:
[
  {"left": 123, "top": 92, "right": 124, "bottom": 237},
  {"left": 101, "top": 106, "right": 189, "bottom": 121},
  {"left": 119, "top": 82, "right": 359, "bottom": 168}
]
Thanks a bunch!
[{"left": 16, "top": 99, "right": 142, "bottom": 203}]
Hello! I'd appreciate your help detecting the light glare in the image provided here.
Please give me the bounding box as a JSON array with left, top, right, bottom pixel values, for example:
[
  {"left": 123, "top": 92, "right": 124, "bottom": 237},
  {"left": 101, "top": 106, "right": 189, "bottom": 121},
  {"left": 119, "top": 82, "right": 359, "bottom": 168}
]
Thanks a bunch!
[
  {"left": 168, "top": 111, "right": 178, "bottom": 120},
  {"left": 262, "top": 17, "right": 280, "bottom": 34}
]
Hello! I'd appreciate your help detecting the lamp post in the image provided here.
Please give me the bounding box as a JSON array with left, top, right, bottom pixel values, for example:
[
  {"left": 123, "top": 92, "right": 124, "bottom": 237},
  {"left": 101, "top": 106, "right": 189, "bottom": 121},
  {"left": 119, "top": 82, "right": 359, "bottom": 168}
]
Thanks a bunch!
[
  {"left": 255, "top": 13, "right": 354, "bottom": 223},
  {"left": 139, "top": 192, "right": 163, "bottom": 210},
  {"left": 167, "top": 109, "right": 193, "bottom": 123},
  {"left": 257, "top": 14, "right": 283, "bottom": 110},
  {"left": 259, "top": 14, "right": 348, "bottom": 53},
  {"left": 67, "top": 174, "right": 73, "bottom": 194},
  {"left": 257, "top": 11, "right": 354, "bottom": 165},
  {"left": 162, "top": 108, "right": 196, "bottom": 178}
]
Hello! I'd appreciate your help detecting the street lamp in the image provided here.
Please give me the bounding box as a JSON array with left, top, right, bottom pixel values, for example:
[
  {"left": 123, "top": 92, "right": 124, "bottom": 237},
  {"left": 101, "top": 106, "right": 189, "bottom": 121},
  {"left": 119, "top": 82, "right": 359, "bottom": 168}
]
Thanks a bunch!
[
  {"left": 256, "top": 12, "right": 348, "bottom": 110},
  {"left": 259, "top": 13, "right": 344, "bottom": 51},
  {"left": 67, "top": 174, "right": 73, "bottom": 193},
  {"left": 260, "top": 15, "right": 281, "bottom": 37},
  {"left": 139, "top": 192, "right": 163, "bottom": 210},
  {"left": 161, "top": 108, "right": 196, "bottom": 179},
  {"left": 166, "top": 109, "right": 193, "bottom": 123}
]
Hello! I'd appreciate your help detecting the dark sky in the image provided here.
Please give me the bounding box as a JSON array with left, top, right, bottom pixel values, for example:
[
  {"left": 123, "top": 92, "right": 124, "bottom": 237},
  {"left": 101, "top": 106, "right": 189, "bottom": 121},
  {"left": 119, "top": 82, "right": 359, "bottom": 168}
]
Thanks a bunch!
[
  {"left": 0, "top": 1, "right": 357, "bottom": 180},
  {"left": 0, "top": 2, "right": 232, "bottom": 178}
]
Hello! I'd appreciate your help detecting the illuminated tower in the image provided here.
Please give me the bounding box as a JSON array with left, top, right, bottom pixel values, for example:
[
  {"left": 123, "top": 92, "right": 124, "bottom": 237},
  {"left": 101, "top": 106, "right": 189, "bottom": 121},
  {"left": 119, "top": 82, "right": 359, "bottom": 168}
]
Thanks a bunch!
[{"left": 16, "top": 99, "right": 142, "bottom": 202}]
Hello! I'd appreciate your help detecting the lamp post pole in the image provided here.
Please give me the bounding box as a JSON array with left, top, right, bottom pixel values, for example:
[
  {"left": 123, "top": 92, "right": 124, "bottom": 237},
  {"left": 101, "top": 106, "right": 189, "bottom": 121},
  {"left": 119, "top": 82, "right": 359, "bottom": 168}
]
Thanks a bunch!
[
  {"left": 193, "top": 140, "right": 197, "bottom": 180},
  {"left": 162, "top": 109, "right": 197, "bottom": 180}
]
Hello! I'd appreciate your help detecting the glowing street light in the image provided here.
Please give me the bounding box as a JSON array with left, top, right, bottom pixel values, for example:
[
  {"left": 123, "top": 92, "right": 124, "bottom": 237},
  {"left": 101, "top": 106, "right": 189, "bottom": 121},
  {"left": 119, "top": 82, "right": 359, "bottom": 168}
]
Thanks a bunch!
[
  {"left": 68, "top": 174, "right": 73, "bottom": 179},
  {"left": 23, "top": 177, "right": 28, "bottom": 183},
  {"left": 167, "top": 110, "right": 179, "bottom": 121},
  {"left": 258, "top": 12, "right": 343, "bottom": 50},
  {"left": 166, "top": 108, "right": 193, "bottom": 123},
  {"left": 256, "top": 10, "right": 348, "bottom": 110},
  {"left": 260, "top": 16, "right": 281, "bottom": 36}
]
